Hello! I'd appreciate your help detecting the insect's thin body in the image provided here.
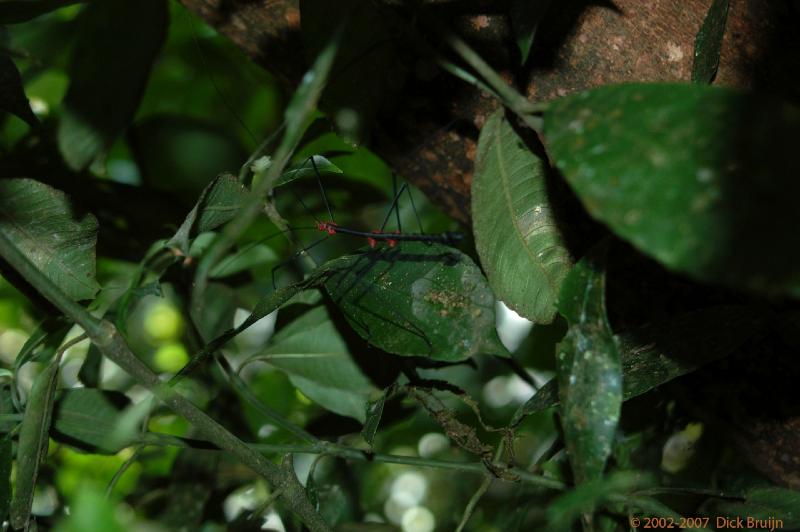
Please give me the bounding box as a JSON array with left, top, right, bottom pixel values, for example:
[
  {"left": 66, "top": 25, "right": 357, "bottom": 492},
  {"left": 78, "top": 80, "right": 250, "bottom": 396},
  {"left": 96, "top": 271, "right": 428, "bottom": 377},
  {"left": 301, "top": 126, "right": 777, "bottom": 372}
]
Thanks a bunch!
[{"left": 316, "top": 221, "right": 463, "bottom": 248}]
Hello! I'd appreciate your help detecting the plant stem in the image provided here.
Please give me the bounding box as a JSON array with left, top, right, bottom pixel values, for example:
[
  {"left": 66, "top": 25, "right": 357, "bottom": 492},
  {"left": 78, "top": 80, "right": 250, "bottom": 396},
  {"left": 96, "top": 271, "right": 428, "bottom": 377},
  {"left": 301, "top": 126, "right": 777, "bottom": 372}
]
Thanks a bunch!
[
  {"left": 249, "top": 442, "right": 566, "bottom": 490},
  {"left": 0, "top": 232, "right": 331, "bottom": 532},
  {"left": 443, "top": 32, "right": 547, "bottom": 130}
]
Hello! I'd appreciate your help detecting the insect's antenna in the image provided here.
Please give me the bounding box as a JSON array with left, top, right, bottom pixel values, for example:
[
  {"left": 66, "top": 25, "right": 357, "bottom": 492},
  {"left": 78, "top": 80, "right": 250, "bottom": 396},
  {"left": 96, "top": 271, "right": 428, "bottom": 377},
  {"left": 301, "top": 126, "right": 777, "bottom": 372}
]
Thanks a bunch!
[
  {"left": 402, "top": 175, "right": 425, "bottom": 233},
  {"left": 271, "top": 234, "right": 331, "bottom": 289},
  {"left": 185, "top": 11, "right": 259, "bottom": 147},
  {"left": 290, "top": 187, "right": 321, "bottom": 224},
  {"left": 310, "top": 156, "right": 336, "bottom": 223},
  {"left": 380, "top": 183, "right": 408, "bottom": 232},
  {"left": 392, "top": 172, "right": 402, "bottom": 233}
]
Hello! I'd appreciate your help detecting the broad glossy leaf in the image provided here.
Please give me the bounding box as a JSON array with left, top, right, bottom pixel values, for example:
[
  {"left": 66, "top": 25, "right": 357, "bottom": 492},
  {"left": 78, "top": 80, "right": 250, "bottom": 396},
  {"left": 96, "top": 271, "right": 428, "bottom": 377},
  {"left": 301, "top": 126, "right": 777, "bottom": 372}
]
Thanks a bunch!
[
  {"left": 168, "top": 174, "right": 250, "bottom": 254},
  {"left": 0, "top": 179, "right": 99, "bottom": 301},
  {"left": 693, "top": 0, "right": 729, "bottom": 83},
  {"left": 51, "top": 389, "right": 133, "bottom": 454},
  {"left": 473, "top": 110, "right": 572, "bottom": 323},
  {"left": 512, "top": 305, "right": 764, "bottom": 424},
  {"left": 57, "top": 0, "right": 167, "bottom": 169},
  {"left": 701, "top": 487, "right": 800, "bottom": 528},
  {"left": 543, "top": 83, "right": 800, "bottom": 297},
  {"left": 0, "top": 0, "right": 81, "bottom": 24},
  {"left": 252, "top": 305, "right": 375, "bottom": 422},
  {"left": 556, "top": 243, "right": 621, "bottom": 483},
  {"left": 320, "top": 242, "right": 508, "bottom": 361},
  {"left": 11, "top": 360, "right": 58, "bottom": 529},
  {"left": 510, "top": 0, "right": 552, "bottom": 64},
  {"left": 0, "top": 54, "right": 37, "bottom": 126}
]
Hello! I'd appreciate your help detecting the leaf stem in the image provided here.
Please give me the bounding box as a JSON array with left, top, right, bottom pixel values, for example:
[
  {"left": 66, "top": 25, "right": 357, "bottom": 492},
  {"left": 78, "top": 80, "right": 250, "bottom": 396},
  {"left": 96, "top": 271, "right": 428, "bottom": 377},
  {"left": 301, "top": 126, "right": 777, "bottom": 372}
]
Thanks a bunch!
[{"left": 0, "top": 231, "right": 331, "bottom": 532}]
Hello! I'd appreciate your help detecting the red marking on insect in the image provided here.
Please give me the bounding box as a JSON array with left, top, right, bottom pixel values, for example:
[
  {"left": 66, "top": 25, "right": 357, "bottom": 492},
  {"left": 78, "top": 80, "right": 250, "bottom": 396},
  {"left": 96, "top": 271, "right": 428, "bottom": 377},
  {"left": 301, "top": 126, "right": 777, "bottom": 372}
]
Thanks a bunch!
[
  {"left": 367, "top": 230, "right": 399, "bottom": 248},
  {"left": 317, "top": 221, "right": 338, "bottom": 235}
]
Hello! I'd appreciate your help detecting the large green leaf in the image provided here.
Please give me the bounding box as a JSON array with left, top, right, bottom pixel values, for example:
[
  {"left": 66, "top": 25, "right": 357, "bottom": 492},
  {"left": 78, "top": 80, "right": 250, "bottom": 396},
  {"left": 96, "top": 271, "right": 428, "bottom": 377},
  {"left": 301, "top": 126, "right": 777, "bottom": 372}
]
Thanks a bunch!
[
  {"left": 556, "top": 243, "right": 621, "bottom": 484},
  {"left": 0, "top": 179, "right": 99, "bottom": 301},
  {"left": 11, "top": 360, "right": 59, "bottom": 529},
  {"left": 51, "top": 389, "right": 134, "bottom": 454},
  {"left": 543, "top": 83, "right": 800, "bottom": 297},
  {"left": 168, "top": 173, "right": 251, "bottom": 255},
  {"left": 473, "top": 110, "right": 572, "bottom": 323},
  {"left": 701, "top": 487, "right": 800, "bottom": 529},
  {"left": 0, "top": 54, "right": 38, "bottom": 126},
  {"left": 693, "top": 0, "right": 729, "bottom": 83},
  {"left": 0, "top": 0, "right": 81, "bottom": 24},
  {"left": 320, "top": 242, "right": 508, "bottom": 361},
  {"left": 512, "top": 305, "right": 764, "bottom": 424},
  {"left": 250, "top": 305, "right": 376, "bottom": 422},
  {"left": 57, "top": 0, "right": 168, "bottom": 170}
]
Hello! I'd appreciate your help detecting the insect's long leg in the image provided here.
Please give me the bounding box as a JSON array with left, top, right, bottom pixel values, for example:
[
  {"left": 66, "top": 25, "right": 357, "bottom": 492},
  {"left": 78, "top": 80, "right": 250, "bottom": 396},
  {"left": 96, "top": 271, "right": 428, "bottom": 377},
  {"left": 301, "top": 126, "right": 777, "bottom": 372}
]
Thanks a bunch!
[
  {"left": 379, "top": 182, "right": 408, "bottom": 232},
  {"left": 392, "top": 172, "right": 402, "bottom": 233},
  {"left": 404, "top": 178, "right": 425, "bottom": 233},
  {"left": 271, "top": 234, "right": 331, "bottom": 289},
  {"left": 310, "top": 156, "right": 336, "bottom": 223}
]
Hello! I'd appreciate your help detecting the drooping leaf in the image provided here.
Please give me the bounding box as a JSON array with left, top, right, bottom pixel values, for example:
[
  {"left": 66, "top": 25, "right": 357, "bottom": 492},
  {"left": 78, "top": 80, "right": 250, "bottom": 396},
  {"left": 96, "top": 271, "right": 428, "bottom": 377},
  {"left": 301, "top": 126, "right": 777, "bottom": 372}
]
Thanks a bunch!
[
  {"left": 0, "top": 54, "right": 38, "bottom": 126},
  {"left": 0, "top": 0, "right": 81, "bottom": 24},
  {"left": 320, "top": 242, "right": 509, "bottom": 361},
  {"left": 701, "top": 487, "right": 800, "bottom": 529},
  {"left": 276, "top": 155, "right": 344, "bottom": 187},
  {"left": 11, "top": 360, "right": 59, "bottom": 529},
  {"left": 510, "top": 0, "right": 553, "bottom": 64},
  {"left": 512, "top": 305, "right": 764, "bottom": 424},
  {"left": 556, "top": 242, "right": 621, "bottom": 484},
  {"left": 51, "top": 389, "right": 134, "bottom": 454},
  {"left": 361, "top": 390, "right": 387, "bottom": 446},
  {"left": 250, "top": 305, "right": 376, "bottom": 422},
  {"left": 693, "top": 0, "right": 729, "bottom": 83},
  {"left": 473, "top": 110, "right": 572, "bottom": 323},
  {"left": 0, "top": 179, "right": 99, "bottom": 301},
  {"left": 301, "top": 0, "right": 405, "bottom": 144},
  {"left": 543, "top": 83, "right": 800, "bottom": 297},
  {"left": 77, "top": 343, "right": 102, "bottom": 388},
  {"left": 168, "top": 173, "right": 251, "bottom": 255},
  {"left": 57, "top": 0, "right": 168, "bottom": 170}
]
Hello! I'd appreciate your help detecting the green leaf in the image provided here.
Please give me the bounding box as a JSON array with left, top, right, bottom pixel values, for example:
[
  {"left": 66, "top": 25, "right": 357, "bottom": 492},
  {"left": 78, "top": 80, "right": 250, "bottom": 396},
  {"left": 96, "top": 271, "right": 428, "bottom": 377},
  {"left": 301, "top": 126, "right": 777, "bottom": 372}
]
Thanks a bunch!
[
  {"left": 543, "top": 83, "right": 800, "bottom": 297},
  {"left": 77, "top": 344, "right": 102, "bottom": 388},
  {"left": 57, "top": 0, "right": 168, "bottom": 170},
  {"left": 512, "top": 305, "right": 764, "bottom": 424},
  {"left": 0, "top": 0, "right": 81, "bottom": 24},
  {"left": 276, "top": 155, "right": 344, "bottom": 187},
  {"left": 251, "top": 305, "right": 376, "bottom": 422},
  {"left": 473, "top": 110, "right": 572, "bottom": 323},
  {"left": 51, "top": 389, "right": 134, "bottom": 454},
  {"left": 556, "top": 242, "right": 621, "bottom": 484},
  {"left": 693, "top": 0, "right": 729, "bottom": 83},
  {"left": 510, "top": 0, "right": 552, "bottom": 64},
  {"left": 320, "top": 242, "right": 508, "bottom": 361},
  {"left": 0, "top": 179, "right": 99, "bottom": 301},
  {"left": 11, "top": 360, "right": 59, "bottom": 529},
  {"left": 168, "top": 173, "right": 251, "bottom": 255},
  {"left": 361, "top": 390, "right": 387, "bottom": 446},
  {"left": 0, "top": 54, "right": 38, "bottom": 126},
  {"left": 701, "top": 487, "right": 800, "bottom": 529}
]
